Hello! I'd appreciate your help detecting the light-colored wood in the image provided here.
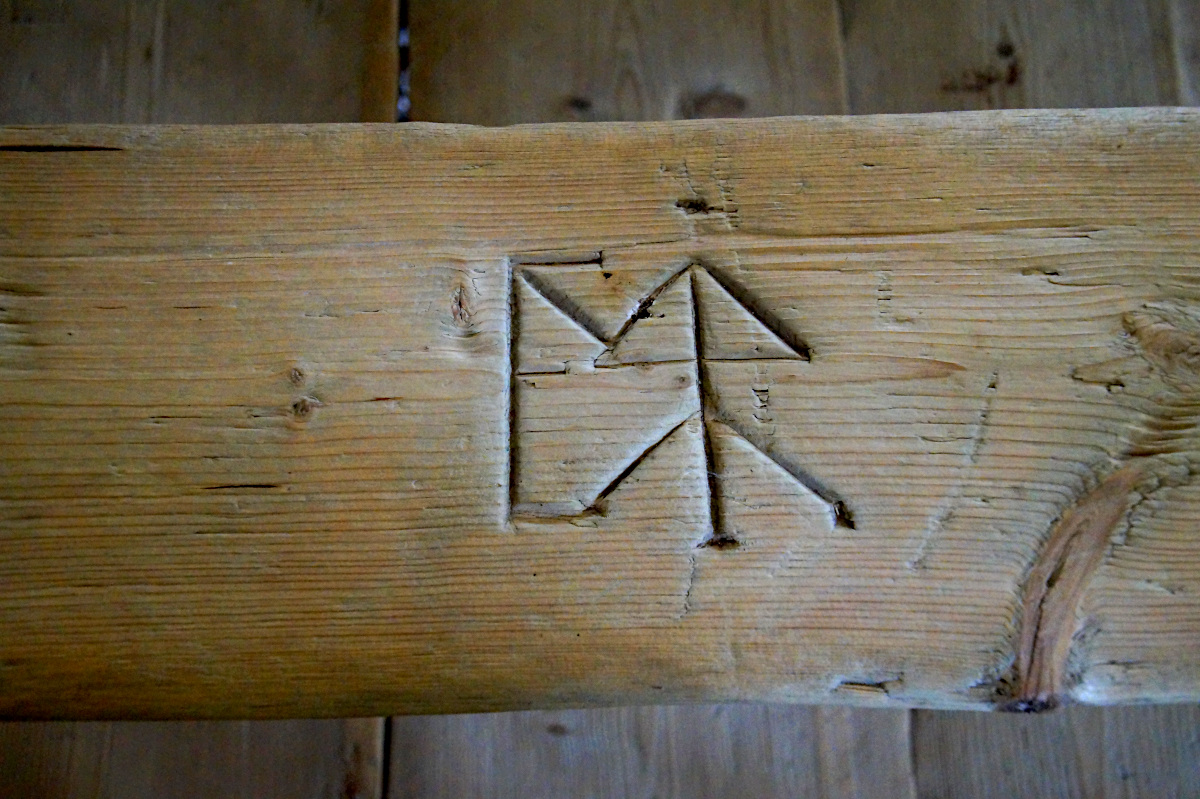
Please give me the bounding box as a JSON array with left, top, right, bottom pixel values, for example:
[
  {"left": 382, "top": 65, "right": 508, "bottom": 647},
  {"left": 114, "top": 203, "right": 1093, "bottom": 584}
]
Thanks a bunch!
[
  {"left": 860, "top": 2, "right": 1200, "bottom": 787},
  {"left": 406, "top": 9, "right": 894, "bottom": 796},
  {"left": 0, "top": 0, "right": 397, "bottom": 123},
  {"left": 0, "top": 717, "right": 384, "bottom": 798},
  {"left": 405, "top": 8, "right": 1199, "bottom": 795},
  {"left": 2, "top": 111, "right": 1200, "bottom": 717},
  {"left": 410, "top": 0, "right": 848, "bottom": 124},
  {"left": 0, "top": 4, "right": 396, "bottom": 780},
  {"left": 841, "top": 0, "right": 1180, "bottom": 112},
  {"left": 913, "top": 704, "right": 1200, "bottom": 798},
  {"left": 390, "top": 705, "right": 913, "bottom": 798}
]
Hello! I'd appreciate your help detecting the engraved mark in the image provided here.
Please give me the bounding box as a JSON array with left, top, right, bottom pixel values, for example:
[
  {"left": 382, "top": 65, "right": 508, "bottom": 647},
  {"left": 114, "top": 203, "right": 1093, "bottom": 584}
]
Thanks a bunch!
[
  {"left": 698, "top": 264, "right": 810, "bottom": 360},
  {"left": 591, "top": 413, "right": 701, "bottom": 513},
  {"left": 690, "top": 268, "right": 722, "bottom": 544},
  {"left": 519, "top": 268, "right": 610, "bottom": 345},
  {"left": 507, "top": 254, "right": 849, "bottom": 539}
]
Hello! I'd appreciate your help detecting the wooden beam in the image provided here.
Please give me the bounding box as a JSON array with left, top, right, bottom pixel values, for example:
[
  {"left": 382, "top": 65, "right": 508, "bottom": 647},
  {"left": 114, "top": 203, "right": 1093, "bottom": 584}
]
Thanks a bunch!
[{"left": 1, "top": 109, "right": 1199, "bottom": 718}]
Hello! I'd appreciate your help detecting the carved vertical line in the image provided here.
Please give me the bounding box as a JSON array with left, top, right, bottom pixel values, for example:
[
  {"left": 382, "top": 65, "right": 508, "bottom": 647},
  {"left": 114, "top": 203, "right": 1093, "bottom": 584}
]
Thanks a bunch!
[
  {"left": 690, "top": 266, "right": 721, "bottom": 542},
  {"left": 505, "top": 259, "right": 519, "bottom": 525}
]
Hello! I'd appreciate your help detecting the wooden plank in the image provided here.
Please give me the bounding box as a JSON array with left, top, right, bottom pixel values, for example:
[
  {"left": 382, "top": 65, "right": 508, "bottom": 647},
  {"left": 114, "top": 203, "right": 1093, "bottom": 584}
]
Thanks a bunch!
[
  {"left": 1, "top": 6, "right": 396, "bottom": 783},
  {"left": 359, "top": 0, "right": 400, "bottom": 123},
  {"left": 0, "top": 3, "right": 395, "bottom": 786},
  {"left": 841, "top": 0, "right": 1180, "bottom": 112},
  {"left": 2, "top": 111, "right": 1200, "bottom": 717},
  {"left": 0, "top": 0, "right": 397, "bottom": 123},
  {"left": 410, "top": 0, "right": 848, "bottom": 124},
  {"left": 406, "top": 9, "right": 887, "bottom": 795},
  {"left": 390, "top": 706, "right": 913, "bottom": 798},
  {"left": 1174, "top": 0, "right": 1200, "bottom": 105},
  {"left": 875, "top": 12, "right": 1196, "bottom": 794},
  {"left": 0, "top": 717, "right": 384, "bottom": 798},
  {"left": 913, "top": 705, "right": 1200, "bottom": 798}
]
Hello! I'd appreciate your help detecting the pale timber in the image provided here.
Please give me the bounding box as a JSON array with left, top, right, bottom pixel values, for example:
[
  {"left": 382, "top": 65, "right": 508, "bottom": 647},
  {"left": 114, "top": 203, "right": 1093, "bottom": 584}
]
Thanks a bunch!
[{"left": 1, "top": 109, "right": 1199, "bottom": 719}]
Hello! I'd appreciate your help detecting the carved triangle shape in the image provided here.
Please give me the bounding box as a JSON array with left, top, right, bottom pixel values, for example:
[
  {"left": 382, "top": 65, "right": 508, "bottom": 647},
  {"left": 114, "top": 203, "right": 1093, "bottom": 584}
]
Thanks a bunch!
[
  {"left": 512, "top": 362, "right": 700, "bottom": 517},
  {"left": 692, "top": 267, "right": 805, "bottom": 360},
  {"left": 515, "top": 274, "right": 606, "bottom": 374},
  {"left": 521, "top": 265, "right": 683, "bottom": 342},
  {"left": 594, "top": 414, "right": 710, "bottom": 527},
  {"left": 708, "top": 419, "right": 837, "bottom": 537},
  {"left": 596, "top": 273, "right": 695, "bottom": 366}
]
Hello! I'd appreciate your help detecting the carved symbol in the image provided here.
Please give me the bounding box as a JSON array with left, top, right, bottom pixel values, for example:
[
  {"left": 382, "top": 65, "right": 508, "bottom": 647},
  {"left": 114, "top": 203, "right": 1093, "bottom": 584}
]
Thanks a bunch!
[{"left": 507, "top": 257, "right": 853, "bottom": 542}]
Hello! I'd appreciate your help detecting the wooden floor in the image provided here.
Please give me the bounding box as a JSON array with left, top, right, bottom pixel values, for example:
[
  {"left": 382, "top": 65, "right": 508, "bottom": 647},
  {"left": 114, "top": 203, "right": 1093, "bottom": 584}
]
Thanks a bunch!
[
  {"left": 1, "top": 1, "right": 1198, "bottom": 796},
  {"left": 0, "top": 0, "right": 398, "bottom": 122}
]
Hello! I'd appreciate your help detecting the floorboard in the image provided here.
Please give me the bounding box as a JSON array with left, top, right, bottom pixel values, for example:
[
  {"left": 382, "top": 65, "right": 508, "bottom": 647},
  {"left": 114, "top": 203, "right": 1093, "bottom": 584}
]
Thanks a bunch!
[
  {"left": 913, "top": 705, "right": 1200, "bottom": 798},
  {"left": 0, "top": 718, "right": 384, "bottom": 799},
  {"left": 0, "top": 0, "right": 397, "bottom": 123},
  {"left": 390, "top": 706, "right": 914, "bottom": 799},
  {"left": 410, "top": 0, "right": 848, "bottom": 123}
]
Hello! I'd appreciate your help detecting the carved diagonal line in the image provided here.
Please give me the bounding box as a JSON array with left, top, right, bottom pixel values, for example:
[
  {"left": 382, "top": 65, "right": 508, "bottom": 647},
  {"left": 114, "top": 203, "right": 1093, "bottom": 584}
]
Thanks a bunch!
[
  {"left": 517, "top": 261, "right": 808, "bottom": 359},
  {"left": 509, "top": 411, "right": 701, "bottom": 522},
  {"left": 508, "top": 253, "right": 848, "bottom": 531},
  {"left": 705, "top": 409, "right": 855, "bottom": 530},
  {"left": 590, "top": 412, "right": 702, "bottom": 509},
  {"left": 691, "top": 268, "right": 721, "bottom": 542},
  {"left": 517, "top": 268, "right": 609, "bottom": 346},
  {"left": 604, "top": 264, "right": 692, "bottom": 346},
  {"left": 698, "top": 265, "right": 811, "bottom": 361}
]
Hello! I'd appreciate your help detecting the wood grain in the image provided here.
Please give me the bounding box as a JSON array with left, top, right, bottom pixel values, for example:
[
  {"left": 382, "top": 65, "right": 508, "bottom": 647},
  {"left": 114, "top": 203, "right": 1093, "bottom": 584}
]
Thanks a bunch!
[
  {"left": 390, "top": 706, "right": 913, "bottom": 799},
  {"left": 913, "top": 705, "right": 1200, "bottom": 798},
  {"left": 409, "top": 0, "right": 848, "bottom": 124},
  {"left": 0, "top": 0, "right": 398, "bottom": 123},
  {"left": 359, "top": 0, "right": 400, "bottom": 123},
  {"left": 1174, "top": 0, "right": 1200, "bottom": 105},
  {"left": 2, "top": 111, "right": 1200, "bottom": 718},
  {"left": 841, "top": 0, "right": 1180, "bottom": 112},
  {"left": 0, "top": 3, "right": 397, "bottom": 784},
  {"left": 0, "top": 717, "right": 384, "bottom": 798}
]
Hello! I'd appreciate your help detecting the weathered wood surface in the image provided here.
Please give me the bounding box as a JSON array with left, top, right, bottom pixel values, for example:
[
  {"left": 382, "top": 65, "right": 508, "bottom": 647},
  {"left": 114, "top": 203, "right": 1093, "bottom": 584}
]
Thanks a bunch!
[
  {"left": 913, "top": 704, "right": 1200, "bottom": 798},
  {"left": 0, "top": 717, "right": 383, "bottom": 798},
  {"left": 405, "top": 6, "right": 1199, "bottom": 796},
  {"left": 0, "top": 0, "right": 398, "bottom": 123},
  {"left": 410, "top": 0, "right": 1198, "bottom": 123},
  {"left": 1175, "top": 0, "right": 1200, "bottom": 106},
  {"left": 391, "top": 705, "right": 914, "bottom": 798},
  {"left": 2, "top": 109, "right": 1200, "bottom": 718},
  {"left": 410, "top": 0, "right": 848, "bottom": 123},
  {"left": 841, "top": 0, "right": 1180, "bottom": 113}
]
